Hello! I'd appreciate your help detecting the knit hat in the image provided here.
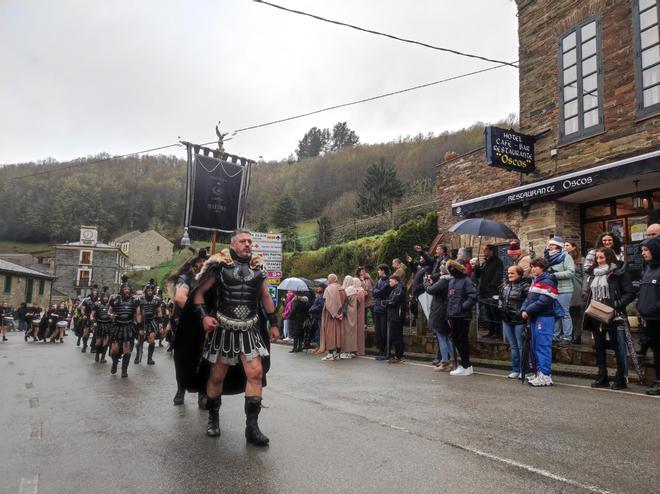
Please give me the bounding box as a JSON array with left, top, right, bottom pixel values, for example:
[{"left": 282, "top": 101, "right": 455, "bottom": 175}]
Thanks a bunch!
[
  {"left": 548, "top": 236, "right": 564, "bottom": 248},
  {"left": 507, "top": 241, "right": 521, "bottom": 256}
]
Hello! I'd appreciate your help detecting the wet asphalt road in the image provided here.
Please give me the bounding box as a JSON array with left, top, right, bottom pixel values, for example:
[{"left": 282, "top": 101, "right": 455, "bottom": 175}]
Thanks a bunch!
[{"left": 1, "top": 335, "right": 658, "bottom": 494}]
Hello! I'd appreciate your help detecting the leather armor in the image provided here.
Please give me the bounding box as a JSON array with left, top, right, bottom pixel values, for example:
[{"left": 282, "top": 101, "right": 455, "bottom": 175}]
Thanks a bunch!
[
  {"left": 140, "top": 295, "right": 161, "bottom": 321},
  {"left": 214, "top": 257, "right": 265, "bottom": 320},
  {"left": 92, "top": 301, "right": 112, "bottom": 323},
  {"left": 111, "top": 295, "right": 138, "bottom": 324}
]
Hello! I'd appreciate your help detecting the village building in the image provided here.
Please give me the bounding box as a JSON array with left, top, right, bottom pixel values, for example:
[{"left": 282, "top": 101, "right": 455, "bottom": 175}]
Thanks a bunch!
[
  {"left": 111, "top": 229, "right": 173, "bottom": 270},
  {"left": 436, "top": 0, "right": 659, "bottom": 281},
  {"left": 53, "top": 226, "right": 128, "bottom": 299},
  {"left": 0, "top": 258, "right": 55, "bottom": 309}
]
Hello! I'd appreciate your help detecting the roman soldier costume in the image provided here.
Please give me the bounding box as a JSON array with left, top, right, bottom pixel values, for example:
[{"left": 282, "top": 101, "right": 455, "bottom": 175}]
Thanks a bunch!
[
  {"left": 109, "top": 276, "right": 140, "bottom": 378},
  {"left": 91, "top": 288, "right": 112, "bottom": 363},
  {"left": 137, "top": 279, "right": 162, "bottom": 365},
  {"left": 80, "top": 285, "right": 99, "bottom": 352}
]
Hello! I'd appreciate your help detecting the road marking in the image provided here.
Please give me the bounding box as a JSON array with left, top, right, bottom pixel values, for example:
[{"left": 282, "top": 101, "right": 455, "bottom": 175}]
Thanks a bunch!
[
  {"left": 357, "top": 356, "right": 660, "bottom": 399},
  {"left": 19, "top": 476, "right": 38, "bottom": 494},
  {"left": 29, "top": 398, "right": 39, "bottom": 408},
  {"left": 30, "top": 422, "right": 42, "bottom": 440},
  {"left": 383, "top": 421, "right": 617, "bottom": 494}
]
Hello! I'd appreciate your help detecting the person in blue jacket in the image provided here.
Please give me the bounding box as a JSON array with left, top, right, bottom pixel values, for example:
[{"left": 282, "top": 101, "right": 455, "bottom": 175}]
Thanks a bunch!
[{"left": 521, "top": 257, "right": 564, "bottom": 387}]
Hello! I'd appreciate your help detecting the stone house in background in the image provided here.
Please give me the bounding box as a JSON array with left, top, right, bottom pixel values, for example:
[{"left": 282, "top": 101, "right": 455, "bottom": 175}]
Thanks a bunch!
[
  {"left": 0, "top": 258, "right": 54, "bottom": 309},
  {"left": 436, "top": 0, "right": 659, "bottom": 285},
  {"left": 111, "top": 230, "right": 173, "bottom": 270},
  {"left": 53, "top": 226, "right": 128, "bottom": 299}
]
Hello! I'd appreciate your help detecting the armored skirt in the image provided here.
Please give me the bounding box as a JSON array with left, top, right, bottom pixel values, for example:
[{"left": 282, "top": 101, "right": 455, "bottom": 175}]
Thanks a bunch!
[
  {"left": 203, "top": 314, "right": 269, "bottom": 366},
  {"left": 112, "top": 322, "right": 136, "bottom": 344},
  {"left": 143, "top": 318, "right": 160, "bottom": 336},
  {"left": 96, "top": 320, "right": 113, "bottom": 339}
]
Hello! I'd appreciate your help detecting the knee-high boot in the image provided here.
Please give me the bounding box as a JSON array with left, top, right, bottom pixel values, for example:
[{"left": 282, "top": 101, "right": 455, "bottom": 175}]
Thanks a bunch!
[
  {"left": 95, "top": 345, "right": 101, "bottom": 362},
  {"left": 134, "top": 340, "right": 143, "bottom": 364},
  {"left": 121, "top": 353, "right": 131, "bottom": 378},
  {"left": 82, "top": 336, "right": 88, "bottom": 353},
  {"left": 206, "top": 395, "right": 221, "bottom": 437},
  {"left": 147, "top": 343, "right": 156, "bottom": 365},
  {"left": 245, "top": 396, "right": 269, "bottom": 446},
  {"left": 111, "top": 353, "right": 119, "bottom": 374},
  {"left": 99, "top": 345, "right": 107, "bottom": 363}
]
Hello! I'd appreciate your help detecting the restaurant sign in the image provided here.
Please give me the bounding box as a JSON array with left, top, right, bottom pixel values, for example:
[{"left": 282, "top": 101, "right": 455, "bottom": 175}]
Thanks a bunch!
[{"left": 485, "top": 126, "right": 535, "bottom": 174}]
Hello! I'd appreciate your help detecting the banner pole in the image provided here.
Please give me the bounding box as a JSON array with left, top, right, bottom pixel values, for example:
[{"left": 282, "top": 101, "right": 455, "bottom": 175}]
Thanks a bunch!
[{"left": 211, "top": 231, "right": 217, "bottom": 255}]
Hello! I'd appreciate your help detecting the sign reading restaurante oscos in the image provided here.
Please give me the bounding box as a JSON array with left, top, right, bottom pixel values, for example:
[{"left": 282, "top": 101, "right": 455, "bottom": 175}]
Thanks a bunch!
[{"left": 485, "top": 126, "right": 536, "bottom": 174}]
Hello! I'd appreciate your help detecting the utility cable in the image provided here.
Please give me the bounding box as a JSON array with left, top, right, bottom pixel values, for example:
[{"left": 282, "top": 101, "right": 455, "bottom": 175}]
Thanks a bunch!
[
  {"left": 231, "top": 64, "right": 511, "bottom": 135},
  {"left": 253, "top": 0, "right": 518, "bottom": 68}
]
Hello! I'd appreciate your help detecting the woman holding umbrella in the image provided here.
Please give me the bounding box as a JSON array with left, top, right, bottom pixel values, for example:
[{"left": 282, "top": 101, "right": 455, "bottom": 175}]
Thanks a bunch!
[{"left": 287, "top": 291, "right": 310, "bottom": 353}]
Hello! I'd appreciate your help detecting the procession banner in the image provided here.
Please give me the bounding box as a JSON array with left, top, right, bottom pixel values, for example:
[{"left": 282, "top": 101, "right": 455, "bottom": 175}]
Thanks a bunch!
[{"left": 186, "top": 154, "right": 247, "bottom": 233}]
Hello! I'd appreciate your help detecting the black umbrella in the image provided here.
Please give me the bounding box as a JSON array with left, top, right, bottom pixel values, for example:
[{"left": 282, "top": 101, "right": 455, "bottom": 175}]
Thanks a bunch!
[{"left": 448, "top": 218, "right": 518, "bottom": 239}]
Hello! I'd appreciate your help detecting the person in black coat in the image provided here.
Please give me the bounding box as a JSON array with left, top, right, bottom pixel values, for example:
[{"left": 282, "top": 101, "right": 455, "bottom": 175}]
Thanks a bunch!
[
  {"left": 384, "top": 275, "right": 406, "bottom": 363},
  {"left": 308, "top": 284, "right": 325, "bottom": 348},
  {"left": 446, "top": 260, "right": 478, "bottom": 376},
  {"left": 424, "top": 268, "right": 454, "bottom": 371},
  {"left": 638, "top": 237, "right": 660, "bottom": 395},
  {"left": 498, "top": 266, "right": 530, "bottom": 379},
  {"left": 474, "top": 244, "right": 504, "bottom": 339},
  {"left": 582, "top": 247, "right": 636, "bottom": 390},
  {"left": 372, "top": 264, "right": 392, "bottom": 360},
  {"left": 287, "top": 293, "right": 309, "bottom": 353}
]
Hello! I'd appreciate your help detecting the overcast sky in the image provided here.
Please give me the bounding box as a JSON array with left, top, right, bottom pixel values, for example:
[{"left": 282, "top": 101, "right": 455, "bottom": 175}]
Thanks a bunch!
[{"left": 0, "top": 0, "right": 519, "bottom": 165}]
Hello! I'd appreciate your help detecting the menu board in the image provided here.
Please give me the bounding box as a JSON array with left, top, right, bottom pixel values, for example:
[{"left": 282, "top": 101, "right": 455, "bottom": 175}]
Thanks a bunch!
[{"left": 629, "top": 216, "right": 648, "bottom": 242}]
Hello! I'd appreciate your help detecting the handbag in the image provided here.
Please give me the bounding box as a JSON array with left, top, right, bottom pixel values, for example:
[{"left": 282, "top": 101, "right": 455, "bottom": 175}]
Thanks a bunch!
[{"left": 585, "top": 298, "right": 614, "bottom": 324}]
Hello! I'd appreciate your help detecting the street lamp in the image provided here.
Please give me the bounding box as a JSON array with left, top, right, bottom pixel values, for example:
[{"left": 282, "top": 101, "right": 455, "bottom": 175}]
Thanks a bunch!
[
  {"left": 632, "top": 180, "right": 644, "bottom": 210},
  {"left": 180, "top": 227, "right": 191, "bottom": 247}
]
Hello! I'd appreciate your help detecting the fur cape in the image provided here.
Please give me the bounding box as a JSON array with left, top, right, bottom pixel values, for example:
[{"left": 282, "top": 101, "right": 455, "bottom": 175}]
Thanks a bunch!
[{"left": 174, "top": 248, "right": 270, "bottom": 396}]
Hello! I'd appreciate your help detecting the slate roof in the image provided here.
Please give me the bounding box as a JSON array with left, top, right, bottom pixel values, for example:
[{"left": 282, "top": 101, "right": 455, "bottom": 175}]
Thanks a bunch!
[
  {"left": 113, "top": 230, "right": 141, "bottom": 243},
  {"left": 0, "top": 259, "right": 55, "bottom": 280}
]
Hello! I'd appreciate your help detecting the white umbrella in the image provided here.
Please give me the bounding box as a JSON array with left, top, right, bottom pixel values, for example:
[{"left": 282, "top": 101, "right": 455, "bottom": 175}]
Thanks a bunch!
[{"left": 277, "top": 277, "right": 311, "bottom": 292}]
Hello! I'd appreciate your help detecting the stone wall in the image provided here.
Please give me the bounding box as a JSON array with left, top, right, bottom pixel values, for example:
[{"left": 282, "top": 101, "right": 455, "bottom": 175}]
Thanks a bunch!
[
  {"left": 127, "top": 230, "right": 173, "bottom": 268},
  {"left": 0, "top": 274, "right": 52, "bottom": 308},
  {"left": 54, "top": 247, "right": 124, "bottom": 298},
  {"left": 517, "top": 0, "right": 659, "bottom": 180}
]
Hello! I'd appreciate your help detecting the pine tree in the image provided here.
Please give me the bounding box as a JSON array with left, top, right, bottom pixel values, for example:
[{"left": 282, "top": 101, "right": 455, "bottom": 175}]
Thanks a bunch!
[
  {"left": 329, "top": 122, "right": 359, "bottom": 151},
  {"left": 357, "top": 158, "right": 404, "bottom": 216}
]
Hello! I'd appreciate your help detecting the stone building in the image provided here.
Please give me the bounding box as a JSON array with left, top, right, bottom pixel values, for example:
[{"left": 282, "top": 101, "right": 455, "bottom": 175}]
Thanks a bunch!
[
  {"left": 112, "top": 230, "right": 173, "bottom": 270},
  {"left": 53, "top": 226, "right": 128, "bottom": 299},
  {"left": 437, "top": 0, "right": 659, "bottom": 281},
  {"left": 0, "top": 259, "right": 54, "bottom": 308}
]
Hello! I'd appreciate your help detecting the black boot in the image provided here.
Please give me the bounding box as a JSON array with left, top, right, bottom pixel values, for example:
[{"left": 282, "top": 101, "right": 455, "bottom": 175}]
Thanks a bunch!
[
  {"left": 206, "top": 395, "right": 221, "bottom": 437},
  {"left": 99, "top": 346, "right": 107, "bottom": 363},
  {"left": 76, "top": 336, "right": 81, "bottom": 346},
  {"left": 591, "top": 367, "right": 610, "bottom": 388},
  {"left": 173, "top": 387, "right": 185, "bottom": 406},
  {"left": 134, "top": 344, "right": 141, "bottom": 364},
  {"left": 121, "top": 353, "right": 130, "bottom": 378},
  {"left": 198, "top": 393, "right": 208, "bottom": 410},
  {"left": 610, "top": 373, "right": 627, "bottom": 390},
  {"left": 82, "top": 337, "right": 88, "bottom": 353},
  {"left": 95, "top": 347, "right": 101, "bottom": 362},
  {"left": 111, "top": 355, "right": 119, "bottom": 375},
  {"left": 245, "top": 396, "right": 269, "bottom": 446},
  {"left": 147, "top": 343, "right": 155, "bottom": 365}
]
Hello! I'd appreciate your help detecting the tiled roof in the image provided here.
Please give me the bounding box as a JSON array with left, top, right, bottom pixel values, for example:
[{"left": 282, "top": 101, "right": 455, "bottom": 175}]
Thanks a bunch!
[{"left": 0, "top": 259, "right": 55, "bottom": 279}]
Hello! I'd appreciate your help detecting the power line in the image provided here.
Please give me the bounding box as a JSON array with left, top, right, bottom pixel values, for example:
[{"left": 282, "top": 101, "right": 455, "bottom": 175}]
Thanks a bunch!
[
  {"left": 253, "top": 0, "right": 519, "bottom": 68},
  {"left": 232, "top": 64, "right": 511, "bottom": 134}
]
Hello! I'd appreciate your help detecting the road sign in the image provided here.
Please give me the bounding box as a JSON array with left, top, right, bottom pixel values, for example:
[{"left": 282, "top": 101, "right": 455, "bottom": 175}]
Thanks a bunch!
[
  {"left": 267, "top": 271, "right": 282, "bottom": 278},
  {"left": 254, "top": 231, "right": 282, "bottom": 303},
  {"left": 267, "top": 277, "right": 281, "bottom": 285}
]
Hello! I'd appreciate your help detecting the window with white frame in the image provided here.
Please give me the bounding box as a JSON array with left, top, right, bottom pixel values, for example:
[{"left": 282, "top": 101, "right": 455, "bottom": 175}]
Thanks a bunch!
[
  {"left": 559, "top": 18, "right": 603, "bottom": 141},
  {"left": 77, "top": 269, "right": 91, "bottom": 287},
  {"left": 80, "top": 250, "right": 93, "bottom": 265},
  {"left": 634, "top": 0, "right": 660, "bottom": 115}
]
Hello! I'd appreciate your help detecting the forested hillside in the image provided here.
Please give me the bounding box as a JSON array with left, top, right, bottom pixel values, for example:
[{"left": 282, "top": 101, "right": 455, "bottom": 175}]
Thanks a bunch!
[{"left": 0, "top": 120, "right": 496, "bottom": 245}]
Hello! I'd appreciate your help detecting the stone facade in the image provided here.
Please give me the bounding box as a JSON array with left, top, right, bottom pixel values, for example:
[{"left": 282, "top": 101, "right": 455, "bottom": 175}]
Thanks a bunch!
[
  {"left": 113, "top": 230, "right": 173, "bottom": 269},
  {"left": 53, "top": 245, "right": 128, "bottom": 299},
  {"left": 0, "top": 261, "right": 53, "bottom": 309}
]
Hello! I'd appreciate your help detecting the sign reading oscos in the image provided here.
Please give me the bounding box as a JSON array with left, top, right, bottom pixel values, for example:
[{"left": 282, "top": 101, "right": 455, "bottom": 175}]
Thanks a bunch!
[{"left": 485, "top": 126, "right": 536, "bottom": 174}]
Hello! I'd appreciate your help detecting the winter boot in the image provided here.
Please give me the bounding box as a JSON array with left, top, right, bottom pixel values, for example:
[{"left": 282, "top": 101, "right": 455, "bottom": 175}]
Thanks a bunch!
[
  {"left": 134, "top": 343, "right": 142, "bottom": 364},
  {"left": 147, "top": 343, "right": 156, "bottom": 365},
  {"left": 245, "top": 396, "right": 269, "bottom": 446},
  {"left": 111, "top": 355, "right": 119, "bottom": 375},
  {"left": 590, "top": 367, "right": 610, "bottom": 388},
  {"left": 173, "top": 387, "right": 185, "bottom": 406},
  {"left": 646, "top": 381, "right": 660, "bottom": 396},
  {"left": 610, "top": 372, "right": 627, "bottom": 390},
  {"left": 99, "top": 346, "right": 107, "bottom": 363},
  {"left": 81, "top": 336, "right": 88, "bottom": 353},
  {"left": 206, "top": 395, "right": 221, "bottom": 437},
  {"left": 121, "top": 353, "right": 130, "bottom": 378},
  {"left": 95, "top": 347, "right": 100, "bottom": 362},
  {"left": 76, "top": 336, "right": 81, "bottom": 346}
]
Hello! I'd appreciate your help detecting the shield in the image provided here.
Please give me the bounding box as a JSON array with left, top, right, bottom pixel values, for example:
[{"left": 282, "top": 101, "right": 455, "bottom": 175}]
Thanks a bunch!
[{"left": 278, "top": 277, "right": 311, "bottom": 292}]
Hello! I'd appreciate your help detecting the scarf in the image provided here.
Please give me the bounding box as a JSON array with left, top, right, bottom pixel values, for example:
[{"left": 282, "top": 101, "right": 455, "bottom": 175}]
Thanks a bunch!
[
  {"left": 589, "top": 264, "right": 615, "bottom": 301},
  {"left": 544, "top": 249, "right": 566, "bottom": 267}
]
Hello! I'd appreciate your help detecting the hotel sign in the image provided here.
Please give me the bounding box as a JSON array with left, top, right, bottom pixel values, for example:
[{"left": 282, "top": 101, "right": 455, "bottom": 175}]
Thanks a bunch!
[{"left": 485, "top": 126, "right": 536, "bottom": 174}]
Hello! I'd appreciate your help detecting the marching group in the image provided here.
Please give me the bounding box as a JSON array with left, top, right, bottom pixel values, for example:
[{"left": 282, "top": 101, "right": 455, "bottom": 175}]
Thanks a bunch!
[{"left": 281, "top": 222, "right": 660, "bottom": 394}]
